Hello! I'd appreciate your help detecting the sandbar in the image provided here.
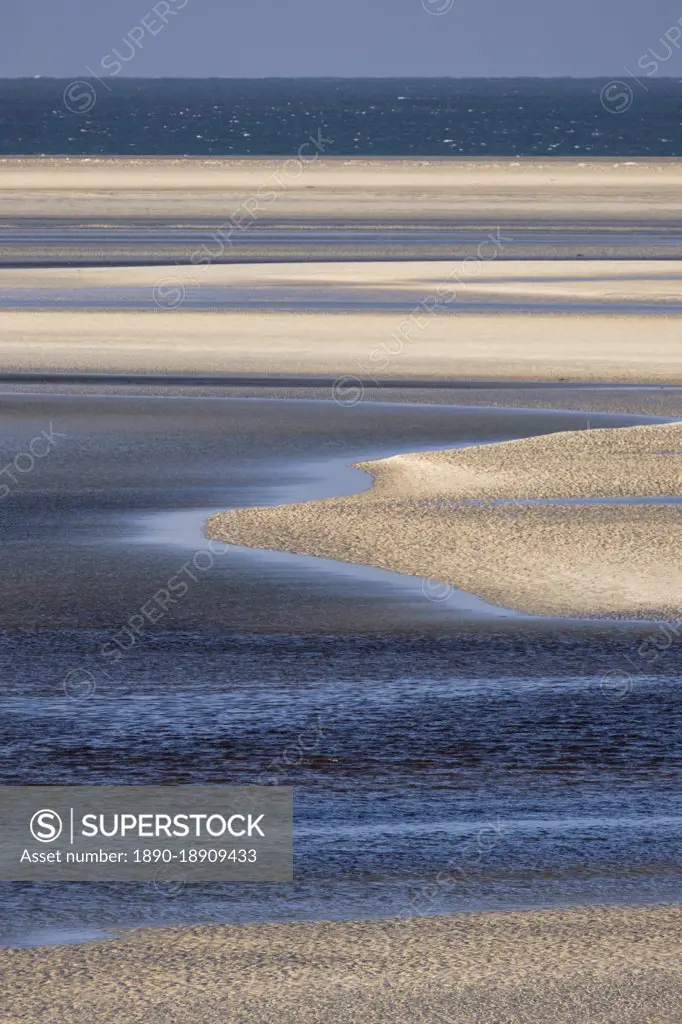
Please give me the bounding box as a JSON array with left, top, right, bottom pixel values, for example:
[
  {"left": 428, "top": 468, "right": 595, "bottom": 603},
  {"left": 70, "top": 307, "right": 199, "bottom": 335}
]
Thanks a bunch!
[
  {"left": 3, "top": 157, "right": 682, "bottom": 220},
  {"left": 2, "top": 308, "right": 682, "bottom": 380},
  {"left": 207, "top": 422, "right": 682, "bottom": 619},
  {"left": 1, "top": 904, "right": 679, "bottom": 1023},
  {"left": 3, "top": 258, "right": 682, "bottom": 303}
]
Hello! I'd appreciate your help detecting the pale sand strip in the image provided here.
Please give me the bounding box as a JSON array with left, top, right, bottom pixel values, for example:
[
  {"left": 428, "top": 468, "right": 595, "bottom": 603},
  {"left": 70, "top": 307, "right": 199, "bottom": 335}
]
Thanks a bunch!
[
  {"left": 1, "top": 905, "right": 680, "bottom": 1023},
  {"left": 3, "top": 157, "right": 682, "bottom": 218},
  {"left": 1, "top": 310, "right": 681, "bottom": 380},
  {"left": 4, "top": 259, "right": 682, "bottom": 304},
  {"left": 207, "top": 423, "right": 682, "bottom": 619},
  {"left": 359, "top": 423, "right": 682, "bottom": 500}
]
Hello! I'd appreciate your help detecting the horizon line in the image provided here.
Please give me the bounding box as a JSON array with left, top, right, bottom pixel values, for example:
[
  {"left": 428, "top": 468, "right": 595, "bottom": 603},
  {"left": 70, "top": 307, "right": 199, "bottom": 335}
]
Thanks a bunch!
[{"left": 3, "top": 75, "right": 682, "bottom": 83}]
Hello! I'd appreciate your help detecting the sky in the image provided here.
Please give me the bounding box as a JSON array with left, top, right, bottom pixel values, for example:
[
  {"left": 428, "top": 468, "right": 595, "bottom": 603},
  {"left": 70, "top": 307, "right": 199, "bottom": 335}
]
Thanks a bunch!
[{"left": 3, "top": 0, "right": 682, "bottom": 78}]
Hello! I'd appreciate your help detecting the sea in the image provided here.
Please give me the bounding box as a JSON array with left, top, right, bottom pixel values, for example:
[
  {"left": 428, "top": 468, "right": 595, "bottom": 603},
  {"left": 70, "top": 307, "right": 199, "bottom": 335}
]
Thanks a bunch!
[
  {"left": 0, "top": 390, "right": 680, "bottom": 947},
  {"left": 1, "top": 77, "right": 682, "bottom": 156},
  {"left": 0, "top": 79, "right": 681, "bottom": 948},
  {"left": 2, "top": 630, "right": 682, "bottom": 946}
]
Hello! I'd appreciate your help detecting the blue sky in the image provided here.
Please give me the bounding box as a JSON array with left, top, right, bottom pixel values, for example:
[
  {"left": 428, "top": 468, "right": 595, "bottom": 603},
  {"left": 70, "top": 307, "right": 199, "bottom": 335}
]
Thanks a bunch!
[{"left": 4, "top": 0, "right": 682, "bottom": 78}]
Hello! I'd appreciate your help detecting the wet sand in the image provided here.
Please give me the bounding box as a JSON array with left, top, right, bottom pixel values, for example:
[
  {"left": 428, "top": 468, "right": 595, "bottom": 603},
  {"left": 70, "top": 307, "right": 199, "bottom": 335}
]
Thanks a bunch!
[
  {"left": 5, "top": 258, "right": 682, "bottom": 295},
  {"left": 4, "top": 156, "right": 682, "bottom": 1012},
  {"left": 5, "top": 379, "right": 682, "bottom": 418},
  {"left": 208, "top": 422, "right": 682, "bottom": 619},
  {"left": 5, "top": 159, "right": 682, "bottom": 265},
  {"left": 3, "top": 260, "right": 682, "bottom": 311},
  {"left": 5, "top": 223, "right": 682, "bottom": 265},
  {"left": 1, "top": 904, "right": 680, "bottom": 1023},
  {"left": 9, "top": 388, "right": 654, "bottom": 633}
]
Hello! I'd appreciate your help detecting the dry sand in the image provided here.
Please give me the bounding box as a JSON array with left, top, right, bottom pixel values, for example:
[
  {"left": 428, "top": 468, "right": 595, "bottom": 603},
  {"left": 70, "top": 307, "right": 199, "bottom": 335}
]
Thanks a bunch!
[
  {"left": 356, "top": 422, "right": 682, "bottom": 500},
  {"left": 1, "top": 309, "right": 682, "bottom": 380},
  {"left": 207, "top": 422, "right": 682, "bottom": 619},
  {"left": 4, "top": 258, "right": 682, "bottom": 304},
  {"left": 3, "top": 157, "right": 682, "bottom": 219},
  {"left": 1, "top": 904, "right": 679, "bottom": 1023}
]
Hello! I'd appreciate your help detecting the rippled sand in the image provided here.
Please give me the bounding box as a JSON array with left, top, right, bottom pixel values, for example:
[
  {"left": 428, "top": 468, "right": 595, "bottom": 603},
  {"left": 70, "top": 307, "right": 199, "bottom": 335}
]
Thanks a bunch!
[
  {"left": 208, "top": 422, "right": 682, "bottom": 619},
  {"left": 1, "top": 904, "right": 679, "bottom": 1023}
]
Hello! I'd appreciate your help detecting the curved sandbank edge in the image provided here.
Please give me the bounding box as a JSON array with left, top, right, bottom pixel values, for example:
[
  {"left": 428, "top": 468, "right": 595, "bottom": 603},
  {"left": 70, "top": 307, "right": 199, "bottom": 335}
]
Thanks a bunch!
[{"left": 206, "top": 422, "right": 682, "bottom": 620}]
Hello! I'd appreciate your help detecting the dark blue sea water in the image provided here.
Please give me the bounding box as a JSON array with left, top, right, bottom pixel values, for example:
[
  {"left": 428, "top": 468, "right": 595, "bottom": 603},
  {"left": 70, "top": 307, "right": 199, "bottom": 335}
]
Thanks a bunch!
[
  {"left": 2, "top": 630, "right": 681, "bottom": 946},
  {"left": 2, "top": 78, "right": 682, "bottom": 156},
  {"left": 0, "top": 391, "right": 680, "bottom": 946}
]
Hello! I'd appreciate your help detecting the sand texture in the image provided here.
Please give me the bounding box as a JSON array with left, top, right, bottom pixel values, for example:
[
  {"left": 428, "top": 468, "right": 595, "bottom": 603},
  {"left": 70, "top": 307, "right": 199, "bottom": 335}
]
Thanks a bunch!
[
  {"left": 355, "top": 422, "right": 682, "bottom": 500},
  {"left": 207, "top": 422, "right": 682, "bottom": 619},
  {"left": 3, "top": 157, "right": 682, "bottom": 219},
  {"left": 1, "top": 904, "right": 680, "bottom": 1023},
  {"left": 3, "top": 258, "right": 682, "bottom": 302},
  {"left": 2, "top": 309, "right": 682, "bottom": 380}
]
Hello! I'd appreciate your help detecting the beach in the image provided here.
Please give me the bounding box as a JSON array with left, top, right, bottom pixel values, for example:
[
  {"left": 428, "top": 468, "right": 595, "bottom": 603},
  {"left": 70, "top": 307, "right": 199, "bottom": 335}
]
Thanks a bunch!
[
  {"left": 2, "top": 387, "right": 663, "bottom": 630},
  {"left": 1, "top": 309, "right": 682, "bottom": 379},
  {"left": 2, "top": 154, "right": 682, "bottom": 1018},
  {"left": 207, "top": 421, "right": 682, "bottom": 619},
  {"left": 2, "top": 255, "right": 682, "bottom": 378},
  {"left": 2, "top": 387, "right": 680, "bottom": 951},
  {"left": 2, "top": 904, "right": 680, "bottom": 1023},
  {"left": 4, "top": 157, "right": 682, "bottom": 220}
]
